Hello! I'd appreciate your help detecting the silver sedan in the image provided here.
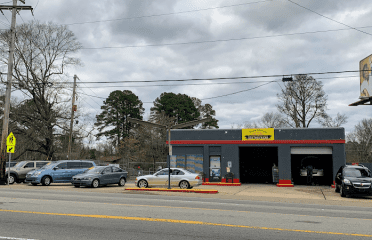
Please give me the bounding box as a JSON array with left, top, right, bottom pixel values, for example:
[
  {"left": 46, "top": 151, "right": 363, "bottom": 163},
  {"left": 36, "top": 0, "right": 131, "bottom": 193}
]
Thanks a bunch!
[{"left": 135, "top": 168, "right": 202, "bottom": 189}]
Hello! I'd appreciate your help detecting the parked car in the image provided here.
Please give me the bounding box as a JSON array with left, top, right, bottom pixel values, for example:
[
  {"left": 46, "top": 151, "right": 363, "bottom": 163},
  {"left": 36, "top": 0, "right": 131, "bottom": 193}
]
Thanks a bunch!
[
  {"left": 5, "top": 161, "right": 17, "bottom": 168},
  {"left": 299, "top": 168, "right": 324, "bottom": 177},
  {"left": 335, "top": 165, "right": 372, "bottom": 197},
  {"left": 135, "top": 168, "right": 202, "bottom": 189},
  {"left": 25, "top": 160, "right": 96, "bottom": 186},
  {"left": 6, "top": 160, "right": 51, "bottom": 184},
  {"left": 71, "top": 166, "right": 127, "bottom": 188}
]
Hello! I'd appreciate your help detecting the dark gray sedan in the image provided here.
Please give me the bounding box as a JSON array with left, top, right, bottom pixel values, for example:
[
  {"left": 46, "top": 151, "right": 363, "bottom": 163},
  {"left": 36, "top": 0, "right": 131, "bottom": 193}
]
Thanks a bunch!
[{"left": 71, "top": 166, "right": 127, "bottom": 188}]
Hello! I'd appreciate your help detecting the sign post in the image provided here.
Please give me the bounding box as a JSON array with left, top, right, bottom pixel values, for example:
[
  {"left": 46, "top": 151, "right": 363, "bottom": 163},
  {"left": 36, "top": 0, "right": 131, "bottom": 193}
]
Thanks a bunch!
[{"left": 6, "top": 132, "right": 16, "bottom": 186}]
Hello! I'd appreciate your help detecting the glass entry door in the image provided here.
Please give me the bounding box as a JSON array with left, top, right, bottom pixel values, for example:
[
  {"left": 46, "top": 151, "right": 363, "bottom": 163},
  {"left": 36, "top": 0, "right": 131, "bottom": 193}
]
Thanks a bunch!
[{"left": 209, "top": 156, "right": 221, "bottom": 182}]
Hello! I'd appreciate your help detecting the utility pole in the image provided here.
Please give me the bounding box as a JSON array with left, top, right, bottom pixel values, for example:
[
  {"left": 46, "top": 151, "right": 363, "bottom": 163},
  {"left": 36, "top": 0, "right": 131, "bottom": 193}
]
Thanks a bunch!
[
  {"left": 0, "top": 0, "right": 32, "bottom": 184},
  {"left": 67, "top": 75, "right": 77, "bottom": 160}
]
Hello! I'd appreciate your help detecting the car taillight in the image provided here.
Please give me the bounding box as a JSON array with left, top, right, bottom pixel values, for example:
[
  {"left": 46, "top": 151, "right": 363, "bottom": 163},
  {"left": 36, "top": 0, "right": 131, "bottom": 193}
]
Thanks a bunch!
[{"left": 195, "top": 176, "right": 200, "bottom": 179}]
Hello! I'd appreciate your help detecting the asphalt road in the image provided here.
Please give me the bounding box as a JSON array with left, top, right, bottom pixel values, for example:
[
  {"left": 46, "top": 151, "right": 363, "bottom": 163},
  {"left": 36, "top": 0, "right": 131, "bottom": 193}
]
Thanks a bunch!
[{"left": 0, "top": 187, "right": 372, "bottom": 240}]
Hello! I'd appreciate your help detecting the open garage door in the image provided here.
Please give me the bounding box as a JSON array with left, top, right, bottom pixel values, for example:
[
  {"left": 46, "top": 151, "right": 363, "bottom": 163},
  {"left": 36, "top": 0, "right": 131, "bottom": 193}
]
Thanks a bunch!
[
  {"left": 291, "top": 147, "right": 333, "bottom": 185},
  {"left": 239, "top": 147, "right": 278, "bottom": 184}
]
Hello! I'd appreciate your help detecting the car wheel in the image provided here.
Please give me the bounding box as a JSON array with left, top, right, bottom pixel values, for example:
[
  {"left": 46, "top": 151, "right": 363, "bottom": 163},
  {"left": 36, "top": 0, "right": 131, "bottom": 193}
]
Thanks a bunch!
[
  {"left": 118, "top": 177, "right": 126, "bottom": 187},
  {"left": 7, "top": 174, "right": 16, "bottom": 184},
  {"left": 138, "top": 179, "right": 148, "bottom": 188},
  {"left": 41, "top": 176, "right": 51, "bottom": 186},
  {"left": 340, "top": 186, "right": 346, "bottom": 197},
  {"left": 31, "top": 183, "right": 38, "bottom": 186},
  {"left": 91, "top": 179, "right": 99, "bottom": 188},
  {"left": 179, "top": 180, "right": 190, "bottom": 189},
  {"left": 335, "top": 183, "right": 340, "bottom": 193}
]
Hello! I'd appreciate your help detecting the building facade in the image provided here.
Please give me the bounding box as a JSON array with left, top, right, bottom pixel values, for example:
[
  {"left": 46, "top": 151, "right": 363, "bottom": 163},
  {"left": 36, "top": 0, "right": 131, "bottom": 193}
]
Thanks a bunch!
[{"left": 168, "top": 128, "right": 345, "bottom": 186}]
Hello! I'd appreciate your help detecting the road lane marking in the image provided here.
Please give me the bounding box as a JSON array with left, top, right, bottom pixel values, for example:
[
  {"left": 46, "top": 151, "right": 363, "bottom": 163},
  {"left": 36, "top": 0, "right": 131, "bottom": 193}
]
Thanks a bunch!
[
  {"left": 2, "top": 197, "right": 372, "bottom": 222},
  {"left": 0, "top": 237, "right": 37, "bottom": 240},
  {"left": 1, "top": 209, "right": 372, "bottom": 238}
]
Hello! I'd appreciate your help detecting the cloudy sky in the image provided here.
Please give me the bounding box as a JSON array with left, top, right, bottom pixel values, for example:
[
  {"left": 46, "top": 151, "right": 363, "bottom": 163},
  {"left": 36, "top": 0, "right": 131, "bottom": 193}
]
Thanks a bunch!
[{"left": 5, "top": 0, "right": 372, "bottom": 135}]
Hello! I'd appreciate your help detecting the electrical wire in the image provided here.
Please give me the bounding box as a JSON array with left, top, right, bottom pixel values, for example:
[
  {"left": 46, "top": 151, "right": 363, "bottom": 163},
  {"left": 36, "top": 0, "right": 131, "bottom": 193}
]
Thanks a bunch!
[
  {"left": 287, "top": 0, "right": 372, "bottom": 37},
  {"left": 64, "top": 0, "right": 273, "bottom": 26},
  {"left": 54, "top": 70, "right": 363, "bottom": 84},
  {"left": 79, "top": 25, "right": 372, "bottom": 50},
  {"left": 201, "top": 81, "right": 277, "bottom": 100}
]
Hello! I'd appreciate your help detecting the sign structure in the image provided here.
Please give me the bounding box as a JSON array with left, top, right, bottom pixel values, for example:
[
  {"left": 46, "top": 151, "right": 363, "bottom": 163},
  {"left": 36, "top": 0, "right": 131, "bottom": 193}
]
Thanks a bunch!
[
  {"left": 7, "top": 146, "right": 14, "bottom": 153},
  {"left": 360, "top": 54, "right": 372, "bottom": 98},
  {"left": 242, "top": 128, "right": 274, "bottom": 141},
  {"left": 6, "top": 132, "right": 16, "bottom": 146},
  {"left": 6, "top": 132, "right": 16, "bottom": 153}
]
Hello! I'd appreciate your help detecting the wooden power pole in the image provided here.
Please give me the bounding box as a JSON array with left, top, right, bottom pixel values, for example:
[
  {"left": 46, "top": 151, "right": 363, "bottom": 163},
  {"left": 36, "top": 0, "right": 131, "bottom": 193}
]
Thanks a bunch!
[
  {"left": 67, "top": 75, "right": 78, "bottom": 159},
  {"left": 0, "top": 0, "right": 32, "bottom": 184}
]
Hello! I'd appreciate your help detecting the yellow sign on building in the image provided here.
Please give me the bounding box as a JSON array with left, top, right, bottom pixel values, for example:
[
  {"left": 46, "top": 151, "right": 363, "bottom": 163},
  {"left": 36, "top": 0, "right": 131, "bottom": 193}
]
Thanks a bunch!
[
  {"left": 6, "top": 132, "right": 16, "bottom": 146},
  {"left": 242, "top": 128, "right": 274, "bottom": 141}
]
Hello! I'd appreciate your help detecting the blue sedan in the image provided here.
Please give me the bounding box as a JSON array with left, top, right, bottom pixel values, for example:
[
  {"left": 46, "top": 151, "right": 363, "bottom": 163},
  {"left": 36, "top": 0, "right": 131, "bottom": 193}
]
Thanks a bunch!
[{"left": 71, "top": 166, "right": 127, "bottom": 188}]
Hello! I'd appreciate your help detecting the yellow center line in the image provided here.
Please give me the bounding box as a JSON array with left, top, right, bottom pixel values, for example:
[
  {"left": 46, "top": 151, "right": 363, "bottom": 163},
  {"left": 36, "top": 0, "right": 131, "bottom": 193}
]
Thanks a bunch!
[{"left": 1, "top": 209, "right": 372, "bottom": 238}]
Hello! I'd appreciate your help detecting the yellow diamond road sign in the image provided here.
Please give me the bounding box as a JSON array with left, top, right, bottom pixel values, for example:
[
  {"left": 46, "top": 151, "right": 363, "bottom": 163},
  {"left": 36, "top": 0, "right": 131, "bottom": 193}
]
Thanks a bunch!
[
  {"left": 6, "top": 132, "right": 16, "bottom": 146},
  {"left": 7, "top": 145, "right": 14, "bottom": 153}
]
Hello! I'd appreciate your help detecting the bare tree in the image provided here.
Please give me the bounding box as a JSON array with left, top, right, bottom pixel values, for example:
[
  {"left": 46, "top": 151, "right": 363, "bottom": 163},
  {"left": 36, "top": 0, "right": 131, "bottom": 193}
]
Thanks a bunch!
[
  {"left": 346, "top": 118, "right": 372, "bottom": 163},
  {"left": 277, "top": 75, "right": 327, "bottom": 128},
  {"left": 318, "top": 113, "right": 348, "bottom": 127},
  {"left": 259, "top": 112, "right": 288, "bottom": 128},
  {"left": 0, "top": 21, "right": 82, "bottom": 160}
]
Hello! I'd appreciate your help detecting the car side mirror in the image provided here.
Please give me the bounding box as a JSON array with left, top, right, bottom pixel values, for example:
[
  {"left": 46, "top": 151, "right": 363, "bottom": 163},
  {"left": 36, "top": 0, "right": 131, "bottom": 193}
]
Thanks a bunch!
[
  {"left": 337, "top": 173, "right": 341, "bottom": 177},
  {"left": 53, "top": 167, "right": 59, "bottom": 171}
]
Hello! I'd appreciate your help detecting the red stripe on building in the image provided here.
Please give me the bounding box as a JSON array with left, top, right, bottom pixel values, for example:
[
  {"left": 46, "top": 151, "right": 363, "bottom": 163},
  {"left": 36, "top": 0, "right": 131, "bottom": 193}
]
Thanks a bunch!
[{"left": 166, "top": 140, "right": 345, "bottom": 145}]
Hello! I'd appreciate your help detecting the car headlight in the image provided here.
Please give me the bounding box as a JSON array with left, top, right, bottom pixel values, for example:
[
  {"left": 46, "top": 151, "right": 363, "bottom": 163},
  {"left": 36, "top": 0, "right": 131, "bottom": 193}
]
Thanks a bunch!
[
  {"left": 81, "top": 177, "right": 91, "bottom": 180},
  {"left": 343, "top": 179, "right": 351, "bottom": 185},
  {"left": 32, "top": 172, "right": 41, "bottom": 176}
]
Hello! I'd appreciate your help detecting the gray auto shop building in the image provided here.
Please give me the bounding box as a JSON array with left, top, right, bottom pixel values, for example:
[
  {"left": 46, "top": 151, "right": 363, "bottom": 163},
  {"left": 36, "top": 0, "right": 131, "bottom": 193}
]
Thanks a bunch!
[{"left": 168, "top": 128, "right": 345, "bottom": 187}]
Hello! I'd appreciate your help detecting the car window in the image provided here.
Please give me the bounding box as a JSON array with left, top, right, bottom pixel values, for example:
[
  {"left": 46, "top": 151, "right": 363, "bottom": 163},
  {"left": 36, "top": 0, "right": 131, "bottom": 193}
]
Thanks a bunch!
[
  {"left": 57, "top": 162, "right": 68, "bottom": 169},
  {"left": 81, "top": 162, "right": 93, "bottom": 168},
  {"left": 24, "top": 162, "right": 34, "bottom": 168},
  {"left": 36, "top": 162, "right": 49, "bottom": 168},
  {"left": 103, "top": 167, "right": 112, "bottom": 174},
  {"left": 157, "top": 170, "right": 170, "bottom": 176},
  {"left": 172, "top": 170, "right": 185, "bottom": 175},
  {"left": 112, "top": 167, "right": 122, "bottom": 172},
  {"left": 67, "top": 162, "right": 81, "bottom": 169}
]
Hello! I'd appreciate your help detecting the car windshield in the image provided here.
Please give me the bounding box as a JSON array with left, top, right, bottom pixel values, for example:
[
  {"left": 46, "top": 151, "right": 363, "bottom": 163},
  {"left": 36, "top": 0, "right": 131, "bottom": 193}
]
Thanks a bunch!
[
  {"left": 344, "top": 169, "right": 371, "bottom": 178},
  {"left": 84, "top": 166, "right": 106, "bottom": 174},
  {"left": 14, "top": 161, "right": 26, "bottom": 168},
  {"left": 39, "top": 162, "right": 53, "bottom": 170}
]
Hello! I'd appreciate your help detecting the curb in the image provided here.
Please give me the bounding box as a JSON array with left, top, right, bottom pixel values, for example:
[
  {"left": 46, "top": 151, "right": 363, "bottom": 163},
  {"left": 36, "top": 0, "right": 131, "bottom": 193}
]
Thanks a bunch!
[
  {"left": 125, "top": 187, "right": 218, "bottom": 194},
  {"left": 202, "top": 182, "right": 241, "bottom": 186}
]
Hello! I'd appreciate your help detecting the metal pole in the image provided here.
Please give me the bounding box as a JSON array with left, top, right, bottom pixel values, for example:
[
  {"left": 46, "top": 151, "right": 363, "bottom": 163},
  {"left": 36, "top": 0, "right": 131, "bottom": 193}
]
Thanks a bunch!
[
  {"left": 7, "top": 153, "right": 10, "bottom": 186},
  {"left": 1, "top": 0, "right": 17, "bottom": 182},
  {"left": 168, "top": 128, "right": 171, "bottom": 189},
  {"left": 67, "top": 75, "right": 77, "bottom": 159}
]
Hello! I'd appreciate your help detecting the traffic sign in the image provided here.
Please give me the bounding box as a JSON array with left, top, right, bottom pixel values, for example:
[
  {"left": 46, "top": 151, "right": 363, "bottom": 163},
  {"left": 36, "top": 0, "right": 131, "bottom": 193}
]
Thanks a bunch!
[
  {"left": 7, "top": 145, "right": 14, "bottom": 153},
  {"left": 6, "top": 132, "right": 16, "bottom": 146}
]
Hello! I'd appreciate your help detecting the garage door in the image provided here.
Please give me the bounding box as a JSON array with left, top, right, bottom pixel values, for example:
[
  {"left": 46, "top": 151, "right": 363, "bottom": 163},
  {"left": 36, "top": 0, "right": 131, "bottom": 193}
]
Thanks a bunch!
[{"left": 291, "top": 147, "right": 332, "bottom": 155}]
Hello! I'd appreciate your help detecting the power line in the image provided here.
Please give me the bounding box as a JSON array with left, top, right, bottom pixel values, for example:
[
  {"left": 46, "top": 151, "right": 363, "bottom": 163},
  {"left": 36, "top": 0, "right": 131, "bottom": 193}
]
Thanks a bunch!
[
  {"left": 78, "top": 26, "right": 372, "bottom": 50},
  {"left": 64, "top": 0, "right": 273, "bottom": 26},
  {"left": 57, "top": 75, "right": 358, "bottom": 89},
  {"left": 201, "top": 81, "right": 277, "bottom": 100},
  {"left": 54, "top": 70, "right": 363, "bottom": 84},
  {"left": 287, "top": 0, "right": 372, "bottom": 37}
]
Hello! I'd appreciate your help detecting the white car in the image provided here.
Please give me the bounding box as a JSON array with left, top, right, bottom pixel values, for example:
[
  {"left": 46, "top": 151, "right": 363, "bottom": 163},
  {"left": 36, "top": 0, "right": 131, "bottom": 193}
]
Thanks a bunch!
[{"left": 135, "top": 168, "right": 202, "bottom": 189}]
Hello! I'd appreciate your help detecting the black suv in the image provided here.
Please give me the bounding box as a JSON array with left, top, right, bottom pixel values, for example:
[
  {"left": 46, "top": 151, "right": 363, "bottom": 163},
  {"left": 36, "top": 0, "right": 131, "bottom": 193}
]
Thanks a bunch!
[{"left": 335, "top": 165, "right": 372, "bottom": 197}]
